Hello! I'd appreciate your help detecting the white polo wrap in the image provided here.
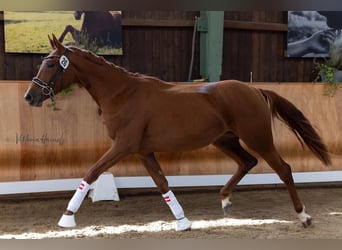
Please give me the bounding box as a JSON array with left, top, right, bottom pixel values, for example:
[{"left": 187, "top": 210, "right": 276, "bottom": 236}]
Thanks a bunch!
[
  {"left": 162, "top": 190, "right": 185, "bottom": 220},
  {"left": 66, "top": 180, "right": 90, "bottom": 213}
]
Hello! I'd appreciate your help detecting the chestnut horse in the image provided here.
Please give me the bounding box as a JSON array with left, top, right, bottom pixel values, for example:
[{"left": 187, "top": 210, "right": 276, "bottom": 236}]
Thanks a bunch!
[
  {"left": 24, "top": 34, "right": 330, "bottom": 231},
  {"left": 58, "top": 11, "right": 122, "bottom": 49}
]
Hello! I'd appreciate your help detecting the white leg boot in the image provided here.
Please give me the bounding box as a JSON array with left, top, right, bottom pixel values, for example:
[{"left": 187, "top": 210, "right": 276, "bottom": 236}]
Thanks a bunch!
[
  {"left": 58, "top": 180, "right": 90, "bottom": 228},
  {"left": 162, "top": 190, "right": 192, "bottom": 231}
]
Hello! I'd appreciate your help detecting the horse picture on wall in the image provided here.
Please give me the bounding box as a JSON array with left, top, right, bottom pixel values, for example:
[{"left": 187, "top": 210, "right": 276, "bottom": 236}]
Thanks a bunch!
[{"left": 4, "top": 11, "right": 123, "bottom": 55}]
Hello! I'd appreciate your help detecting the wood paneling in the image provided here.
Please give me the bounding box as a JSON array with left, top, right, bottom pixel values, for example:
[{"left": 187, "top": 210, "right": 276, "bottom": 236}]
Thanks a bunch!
[
  {"left": 0, "top": 11, "right": 319, "bottom": 82},
  {"left": 0, "top": 81, "right": 341, "bottom": 182}
]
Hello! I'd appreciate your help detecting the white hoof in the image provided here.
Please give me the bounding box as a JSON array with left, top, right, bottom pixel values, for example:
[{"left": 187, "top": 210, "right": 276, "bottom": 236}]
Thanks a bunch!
[
  {"left": 58, "top": 214, "right": 77, "bottom": 228},
  {"left": 176, "top": 217, "right": 192, "bottom": 231},
  {"left": 297, "top": 206, "right": 312, "bottom": 228},
  {"left": 222, "top": 197, "right": 233, "bottom": 215}
]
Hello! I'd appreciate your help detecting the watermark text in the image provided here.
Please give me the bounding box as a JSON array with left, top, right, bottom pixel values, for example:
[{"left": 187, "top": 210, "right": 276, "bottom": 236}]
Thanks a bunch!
[{"left": 15, "top": 133, "right": 64, "bottom": 145}]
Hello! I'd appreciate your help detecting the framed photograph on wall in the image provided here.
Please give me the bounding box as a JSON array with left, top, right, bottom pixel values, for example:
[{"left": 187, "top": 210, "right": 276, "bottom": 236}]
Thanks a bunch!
[
  {"left": 4, "top": 11, "right": 123, "bottom": 55},
  {"left": 287, "top": 11, "right": 342, "bottom": 58}
]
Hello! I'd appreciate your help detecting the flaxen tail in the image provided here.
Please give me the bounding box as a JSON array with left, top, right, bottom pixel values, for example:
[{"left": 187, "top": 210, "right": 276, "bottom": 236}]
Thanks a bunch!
[{"left": 260, "top": 89, "right": 331, "bottom": 165}]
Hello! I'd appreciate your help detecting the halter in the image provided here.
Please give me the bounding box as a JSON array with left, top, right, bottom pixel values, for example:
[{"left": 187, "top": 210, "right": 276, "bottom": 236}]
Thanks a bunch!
[{"left": 32, "top": 48, "right": 70, "bottom": 102}]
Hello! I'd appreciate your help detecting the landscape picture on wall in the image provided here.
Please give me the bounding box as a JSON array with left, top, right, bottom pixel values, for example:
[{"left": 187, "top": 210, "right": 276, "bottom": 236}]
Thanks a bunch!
[{"left": 4, "top": 11, "right": 123, "bottom": 55}]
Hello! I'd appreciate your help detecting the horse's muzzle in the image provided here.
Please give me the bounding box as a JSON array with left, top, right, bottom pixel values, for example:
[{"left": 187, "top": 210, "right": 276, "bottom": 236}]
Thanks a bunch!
[{"left": 24, "top": 91, "right": 43, "bottom": 107}]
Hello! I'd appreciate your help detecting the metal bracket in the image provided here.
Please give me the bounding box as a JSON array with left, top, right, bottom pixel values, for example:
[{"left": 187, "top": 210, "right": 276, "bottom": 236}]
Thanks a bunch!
[{"left": 197, "top": 16, "right": 208, "bottom": 32}]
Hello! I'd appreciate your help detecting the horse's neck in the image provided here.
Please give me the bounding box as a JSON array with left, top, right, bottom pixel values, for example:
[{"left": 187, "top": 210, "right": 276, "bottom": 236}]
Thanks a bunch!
[{"left": 76, "top": 64, "right": 139, "bottom": 108}]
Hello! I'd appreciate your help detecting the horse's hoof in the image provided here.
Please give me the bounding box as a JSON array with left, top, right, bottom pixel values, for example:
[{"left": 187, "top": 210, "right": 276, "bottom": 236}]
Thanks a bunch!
[
  {"left": 176, "top": 217, "right": 192, "bottom": 232},
  {"left": 297, "top": 206, "right": 312, "bottom": 228},
  {"left": 223, "top": 204, "right": 233, "bottom": 215},
  {"left": 58, "top": 214, "right": 77, "bottom": 228},
  {"left": 221, "top": 197, "right": 232, "bottom": 215},
  {"left": 301, "top": 217, "right": 313, "bottom": 228}
]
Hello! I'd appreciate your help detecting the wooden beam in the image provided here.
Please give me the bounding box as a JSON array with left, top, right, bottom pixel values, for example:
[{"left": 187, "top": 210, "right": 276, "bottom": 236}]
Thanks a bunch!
[
  {"left": 122, "top": 18, "right": 288, "bottom": 32},
  {"left": 122, "top": 19, "right": 195, "bottom": 27},
  {"left": 224, "top": 20, "right": 288, "bottom": 31}
]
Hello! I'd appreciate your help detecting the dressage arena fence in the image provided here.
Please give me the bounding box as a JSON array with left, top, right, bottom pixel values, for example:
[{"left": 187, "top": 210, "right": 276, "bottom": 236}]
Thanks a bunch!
[{"left": 0, "top": 81, "right": 342, "bottom": 195}]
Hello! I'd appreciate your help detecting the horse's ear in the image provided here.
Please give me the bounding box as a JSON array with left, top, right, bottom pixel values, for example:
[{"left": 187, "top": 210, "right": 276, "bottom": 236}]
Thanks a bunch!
[
  {"left": 52, "top": 34, "right": 65, "bottom": 52},
  {"left": 48, "top": 34, "right": 56, "bottom": 49},
  {"left": 48, "top": 34, "right": 65, "bottom": 52}
]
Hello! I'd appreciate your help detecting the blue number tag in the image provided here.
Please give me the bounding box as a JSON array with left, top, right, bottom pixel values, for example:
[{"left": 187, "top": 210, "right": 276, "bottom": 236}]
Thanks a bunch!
[{"left": 59, "top": 55, "right": 70, "bottom": 69}]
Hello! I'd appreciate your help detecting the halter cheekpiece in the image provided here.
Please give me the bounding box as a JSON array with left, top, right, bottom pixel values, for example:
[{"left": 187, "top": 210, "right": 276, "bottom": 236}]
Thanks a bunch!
[{"left": 32, "top": 48, "right": 70, "bottom": 102}]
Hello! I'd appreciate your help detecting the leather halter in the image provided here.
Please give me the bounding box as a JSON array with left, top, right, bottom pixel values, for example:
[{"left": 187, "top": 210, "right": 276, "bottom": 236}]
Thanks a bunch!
[{"left": 32, "top": 49, "right": 69, "bottom": 102}]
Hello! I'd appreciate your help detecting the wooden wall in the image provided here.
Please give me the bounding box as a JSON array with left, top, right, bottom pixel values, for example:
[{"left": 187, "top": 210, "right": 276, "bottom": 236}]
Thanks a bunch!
[
  {"left": 0, "top": 11, "right": 319, "bottom": 82},
  {"left": 0, "top": 81, "right": 341, "bottom": 182}
]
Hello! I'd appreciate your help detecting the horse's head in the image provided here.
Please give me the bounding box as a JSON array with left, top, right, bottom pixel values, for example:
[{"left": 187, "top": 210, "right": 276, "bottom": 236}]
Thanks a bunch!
[{"left": 24, "top": 34, "right": 76, "bottom": 106}]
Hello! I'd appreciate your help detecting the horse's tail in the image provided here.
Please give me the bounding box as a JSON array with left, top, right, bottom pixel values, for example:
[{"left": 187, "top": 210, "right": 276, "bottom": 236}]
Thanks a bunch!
[{"left": 260, "top": 89, "right": 331, "bottom": 166}]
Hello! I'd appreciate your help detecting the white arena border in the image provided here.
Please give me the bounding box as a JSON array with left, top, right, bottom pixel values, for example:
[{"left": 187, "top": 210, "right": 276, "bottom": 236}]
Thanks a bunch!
[{"left": 1, "top": 171, "right": 342, "bottom": 195}]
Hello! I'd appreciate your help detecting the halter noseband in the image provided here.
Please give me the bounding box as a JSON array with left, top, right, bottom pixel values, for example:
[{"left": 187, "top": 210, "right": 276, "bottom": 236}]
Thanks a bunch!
[{"left": 32, "top": 48, "right": 70, "bottom": 102}]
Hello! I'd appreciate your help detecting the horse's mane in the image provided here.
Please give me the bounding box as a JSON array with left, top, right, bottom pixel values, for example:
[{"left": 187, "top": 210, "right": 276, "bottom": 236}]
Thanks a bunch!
[{"left": 67, "top": 45, "right": 142, "bottom": 77}]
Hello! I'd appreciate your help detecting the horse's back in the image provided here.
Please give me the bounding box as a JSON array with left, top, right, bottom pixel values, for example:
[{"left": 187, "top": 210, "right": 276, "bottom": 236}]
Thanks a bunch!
[
  {"left": 156, "top": 79, "right": 271, "bottom": 129},
  {"left": 207, "top": 80, "right": 270, "bottom": 121}
]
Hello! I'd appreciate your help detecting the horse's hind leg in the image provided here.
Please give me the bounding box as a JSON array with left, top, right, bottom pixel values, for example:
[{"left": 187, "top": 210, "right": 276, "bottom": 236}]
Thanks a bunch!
[
  {"left": 232, "top": 105, "right": 311, "bottom": 227},
  {"left": 258, "top": 148, "right": 312, "bottom": 227},
  {"left": 213, "top": 135, "right": 258, "bottom": 214},
  {"left": 136, "top": 153, "right": 192, "bottom": 231}
]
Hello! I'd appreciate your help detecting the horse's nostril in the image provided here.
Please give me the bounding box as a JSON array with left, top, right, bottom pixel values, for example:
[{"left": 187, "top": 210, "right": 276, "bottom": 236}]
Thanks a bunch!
[{"left": 24, "top": 93, "right": 33, "bottom": 103}]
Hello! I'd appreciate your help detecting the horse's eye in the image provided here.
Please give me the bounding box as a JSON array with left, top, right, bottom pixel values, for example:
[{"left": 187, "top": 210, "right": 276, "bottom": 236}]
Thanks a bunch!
[{"left": 47, "top": 63, "right": 55, "bottom": 68}]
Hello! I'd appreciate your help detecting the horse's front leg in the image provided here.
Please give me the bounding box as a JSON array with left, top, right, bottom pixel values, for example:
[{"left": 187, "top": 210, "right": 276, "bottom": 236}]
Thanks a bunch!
[
  {"left": 58, "top": 143, "right": 128, "bottom": 228},
  {"left": 137, "top": 153, "right": 192, "bottom": 231},
  {"left": 58, "top": 25, "right": 79, "bottom": 43}
]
